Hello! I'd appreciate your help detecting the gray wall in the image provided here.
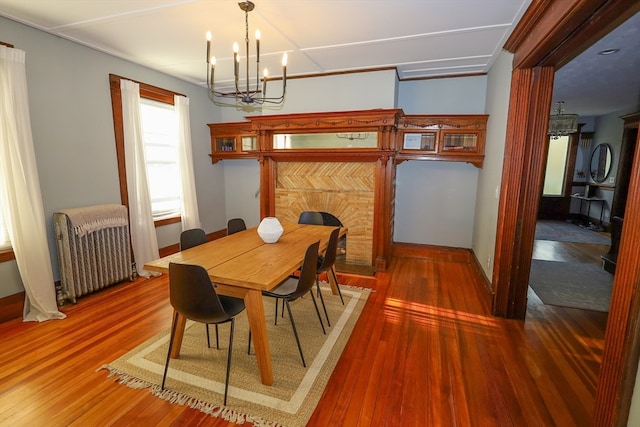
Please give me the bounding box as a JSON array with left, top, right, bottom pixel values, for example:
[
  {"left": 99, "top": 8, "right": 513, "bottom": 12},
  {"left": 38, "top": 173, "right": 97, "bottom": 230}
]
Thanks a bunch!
[
  {"left": 395, "top": 75, "right": 488, "bottom": 248},
  {"left": 0, "top": 17, "right": 223, "bottom": 297},
  {"left": 472, "top": 51, "right": 513, "bottom": 280}
]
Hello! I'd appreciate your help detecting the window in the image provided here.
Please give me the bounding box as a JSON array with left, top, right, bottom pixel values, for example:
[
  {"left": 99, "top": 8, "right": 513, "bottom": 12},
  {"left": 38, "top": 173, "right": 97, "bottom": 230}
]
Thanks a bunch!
[
  {"left": 543, "top": 135, "right": 570, "bottom": 196},
  {"left": 109, "top": 74, "right": 187, "bottom": 226},
  {"left": 139, "top": 99, "right": 181, "bottom": 220}
]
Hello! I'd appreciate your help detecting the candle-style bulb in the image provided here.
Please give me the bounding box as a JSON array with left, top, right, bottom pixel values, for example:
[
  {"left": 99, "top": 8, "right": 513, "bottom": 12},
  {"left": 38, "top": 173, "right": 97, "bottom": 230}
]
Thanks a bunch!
[
  {"left": 206, "top": 31, "right": 212, "bottom": 63},
  {"left": 262, "top": 68, "right": 268, "bottom": 95},
  {"left": 210, "top": 56, "right": 216, "bottom": 66},
  {"left": 282, "top": 52, "right": 288, "bottom": 67},
  {"left": 233, "top": 42, "right": 239, "bottom": 53},
  {"left": 255, "top": 29, "right": 260, "bottom": 62}
]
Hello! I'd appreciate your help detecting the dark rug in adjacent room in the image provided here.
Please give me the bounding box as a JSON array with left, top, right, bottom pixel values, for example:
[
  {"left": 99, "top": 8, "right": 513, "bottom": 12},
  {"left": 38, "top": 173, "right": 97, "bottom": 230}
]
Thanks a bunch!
[
  {"left": 534, "top": 220, "right": 610, "bottom": 245},
  {"left": 529, "top": 259, "right": 613, "bottom": 312}
]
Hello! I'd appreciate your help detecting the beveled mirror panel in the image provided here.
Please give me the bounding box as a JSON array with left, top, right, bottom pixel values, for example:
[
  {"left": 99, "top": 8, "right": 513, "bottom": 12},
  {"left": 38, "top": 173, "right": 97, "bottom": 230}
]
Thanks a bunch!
[{"left": 273, "top": 132, "right": 378, "bottom": 149}]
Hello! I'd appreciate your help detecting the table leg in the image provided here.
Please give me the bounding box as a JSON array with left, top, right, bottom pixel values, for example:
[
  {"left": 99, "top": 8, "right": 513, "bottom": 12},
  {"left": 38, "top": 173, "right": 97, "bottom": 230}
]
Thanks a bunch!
[
  {"left": 170, "top": 310, "right": 186, "bottom": 358},
  {"left": 245, "top": 289, "right": 274, "bottom": 386},
  {"left": 327, "top": 266, "right": 340, "bottom": 295}
]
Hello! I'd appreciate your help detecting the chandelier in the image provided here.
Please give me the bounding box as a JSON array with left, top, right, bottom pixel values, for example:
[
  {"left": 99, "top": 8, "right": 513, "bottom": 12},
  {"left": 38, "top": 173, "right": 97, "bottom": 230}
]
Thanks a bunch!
[
  {"left": 548, "top": 101, "right": 578, "bottom": 139},
  {"left": 205, "top": 1, "right": 287, "bottom": 106}
]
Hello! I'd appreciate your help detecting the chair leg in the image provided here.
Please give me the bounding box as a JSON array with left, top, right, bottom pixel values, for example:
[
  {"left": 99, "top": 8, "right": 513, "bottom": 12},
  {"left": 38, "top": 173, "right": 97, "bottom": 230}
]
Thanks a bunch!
[
  {"left": 205, "top": 324, "right": 220, "bottom": 349},
  {"left": 223, "top": 318, "right": 234, "bottom": 406},
  {"left": 309, "top": 291, "right": 326, "bottom": 335},
  {"left": 162, "top": 312, "right": 179, "bottom": 389},
  {"left": 274, "top": 298, "right": 279, "bottom": 325},
  {"left": 247, "top": 328, "right": 252, "bottom": 355},
  {"left": 316, "top": 276, "right": 331, "bottom": 327},
  {"left": 284, "top": 299, "right": 306, "bottom": 367}
]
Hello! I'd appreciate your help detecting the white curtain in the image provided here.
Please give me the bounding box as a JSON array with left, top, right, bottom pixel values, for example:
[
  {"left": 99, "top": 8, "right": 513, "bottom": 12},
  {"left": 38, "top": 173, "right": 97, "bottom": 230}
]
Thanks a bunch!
[
  {"left": 120, "top": 79, "right": 160, "bottom": 278},
  {"left": 174, "top": 95, "right": 201, "bottom": 230},
  {"left": 0, "top": 46, "right": 66, "bottom": 322}
]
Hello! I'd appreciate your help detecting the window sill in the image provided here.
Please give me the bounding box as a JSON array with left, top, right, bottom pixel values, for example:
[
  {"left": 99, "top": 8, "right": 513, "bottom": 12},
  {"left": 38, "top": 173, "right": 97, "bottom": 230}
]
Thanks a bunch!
[
  {"left": 154, "top": 215, "right": 181, "bottom": 227},
  {"left": 0, "top": 248, "right": 16, "bottom": 263}
]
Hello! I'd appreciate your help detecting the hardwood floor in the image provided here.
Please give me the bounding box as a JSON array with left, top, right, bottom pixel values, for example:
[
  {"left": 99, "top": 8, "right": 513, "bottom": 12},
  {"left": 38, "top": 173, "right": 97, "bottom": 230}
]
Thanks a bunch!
[{"left": 0, "top": 244, "right": 606, "bottom": 426}]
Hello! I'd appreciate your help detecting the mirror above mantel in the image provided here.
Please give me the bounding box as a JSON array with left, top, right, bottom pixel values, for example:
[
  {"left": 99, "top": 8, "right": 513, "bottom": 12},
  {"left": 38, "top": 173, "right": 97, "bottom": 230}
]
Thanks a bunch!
[{"left": 273, "top": 132, "right": 378, "bottom": 149}]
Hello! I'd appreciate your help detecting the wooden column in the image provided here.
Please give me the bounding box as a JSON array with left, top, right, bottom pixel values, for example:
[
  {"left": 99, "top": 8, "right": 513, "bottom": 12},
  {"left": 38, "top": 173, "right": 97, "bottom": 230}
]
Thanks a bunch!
[
  {"left": 491, "top": 65, "right": 555, "bottom": 318},
  {"left": 594, "top": 127, "right": 640, "bottom": 426}
]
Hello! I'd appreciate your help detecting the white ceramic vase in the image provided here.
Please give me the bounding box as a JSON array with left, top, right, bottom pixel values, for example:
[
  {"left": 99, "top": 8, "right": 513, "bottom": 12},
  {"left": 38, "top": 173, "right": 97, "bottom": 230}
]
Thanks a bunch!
[{"left": 257, "top": 217, "right": 284, "bottom": 243}]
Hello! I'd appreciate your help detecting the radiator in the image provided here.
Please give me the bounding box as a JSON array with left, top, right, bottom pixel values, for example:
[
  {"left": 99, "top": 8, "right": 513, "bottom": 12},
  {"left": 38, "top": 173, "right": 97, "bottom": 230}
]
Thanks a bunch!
[{"left": 54, "top": 204, "right": 133, "bottom": 304}]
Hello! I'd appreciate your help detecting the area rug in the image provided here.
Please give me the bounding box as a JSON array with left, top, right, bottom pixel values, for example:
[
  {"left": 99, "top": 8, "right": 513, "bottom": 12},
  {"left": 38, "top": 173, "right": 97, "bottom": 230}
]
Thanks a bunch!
[
  {"left": 100, "top": 283, "right": 370, "bottom": 426},
  {"left": 529, "top": 259, "right": 613, "bottom": 312},
  {"left": 535, "top": 220, "right": 610, "bottom": 245}
]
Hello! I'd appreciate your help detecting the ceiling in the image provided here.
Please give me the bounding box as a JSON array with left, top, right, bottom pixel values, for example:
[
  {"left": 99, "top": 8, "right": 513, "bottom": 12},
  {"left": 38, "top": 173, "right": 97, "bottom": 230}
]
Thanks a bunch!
[{"left": 1, "top": 1, "right": 638, "bottom": 117}]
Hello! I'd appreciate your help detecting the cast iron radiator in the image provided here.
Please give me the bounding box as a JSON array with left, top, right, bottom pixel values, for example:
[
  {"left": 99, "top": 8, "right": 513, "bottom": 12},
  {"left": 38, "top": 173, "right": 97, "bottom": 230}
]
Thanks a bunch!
[{"left": 54, "top": 204, "right": 133, "bottom": 303}]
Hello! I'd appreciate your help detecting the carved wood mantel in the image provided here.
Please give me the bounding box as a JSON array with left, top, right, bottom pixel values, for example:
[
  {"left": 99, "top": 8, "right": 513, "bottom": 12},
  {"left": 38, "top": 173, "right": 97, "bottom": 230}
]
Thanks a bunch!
[
  {"left": 210, "top": 109, "right": 487, "bottom": 271},
  {"left": 248, "top": 109, "right": 402, "bottom": 272}
]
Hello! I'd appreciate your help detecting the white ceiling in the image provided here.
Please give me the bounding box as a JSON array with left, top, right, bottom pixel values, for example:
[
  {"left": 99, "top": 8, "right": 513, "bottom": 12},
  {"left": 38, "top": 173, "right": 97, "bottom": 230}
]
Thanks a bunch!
[{"left": 1, "top": 1, "right": 638, "bottom": 117}]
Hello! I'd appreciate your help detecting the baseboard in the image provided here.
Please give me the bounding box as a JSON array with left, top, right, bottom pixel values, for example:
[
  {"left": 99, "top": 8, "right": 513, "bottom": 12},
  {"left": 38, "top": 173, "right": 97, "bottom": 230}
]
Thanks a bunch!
[
  {"left": 392, "top": 242, "right": 473, "bottom": 262},
  {"left": 0, "top": 291, "right": 24, "bottom": 323},
  {"left": 470, "top": 251, "right": 494, "bottom": 298}
]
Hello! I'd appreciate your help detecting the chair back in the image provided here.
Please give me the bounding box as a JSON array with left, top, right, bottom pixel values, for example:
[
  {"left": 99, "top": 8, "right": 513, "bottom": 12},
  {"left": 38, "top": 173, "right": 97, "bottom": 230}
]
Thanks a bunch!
[
  {"left": 168, "top": 262, "right": 230, "bottom": 324},
  {"left": 318, "top": 227, "right": 340, "bottom": 273},
  {"left": 319, "top": 212, "right": 343, "bottom": 227},
  {"left": 180, "top": 228, "right": 207, "bottom": 250},
  {"left": 227, "top": 218, "right": 247, "bottom": 235},
  {"left": 298, "top": 211, "right": 323, "bottom": 225},
  {"left": 290, "top": 241, "right": 320, "bottom": 299}
]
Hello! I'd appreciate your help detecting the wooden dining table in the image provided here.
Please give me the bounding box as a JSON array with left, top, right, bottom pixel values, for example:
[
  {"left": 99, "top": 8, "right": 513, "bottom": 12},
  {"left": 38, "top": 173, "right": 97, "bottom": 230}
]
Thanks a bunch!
[{"left": 144, "top": 222, "right": 344, "bottom": 386}]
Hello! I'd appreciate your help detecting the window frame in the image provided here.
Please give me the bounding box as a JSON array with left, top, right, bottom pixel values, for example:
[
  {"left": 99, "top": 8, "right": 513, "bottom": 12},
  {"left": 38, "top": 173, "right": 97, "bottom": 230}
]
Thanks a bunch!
[{"left": 109, "top": 74, "right": 185, "bottom": 227}]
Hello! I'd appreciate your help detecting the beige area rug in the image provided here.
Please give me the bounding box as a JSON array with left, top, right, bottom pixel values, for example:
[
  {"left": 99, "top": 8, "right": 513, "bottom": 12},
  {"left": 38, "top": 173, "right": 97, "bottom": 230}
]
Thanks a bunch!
[{"left": 100, "top": 283, "right": 370, "bottom": 426}]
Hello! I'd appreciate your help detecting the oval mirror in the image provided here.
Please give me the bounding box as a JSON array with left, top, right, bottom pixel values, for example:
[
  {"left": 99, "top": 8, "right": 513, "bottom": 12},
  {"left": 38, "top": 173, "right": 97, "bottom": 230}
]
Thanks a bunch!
[{"left": 590, "top": 143, "right": 612, "bottom": 183}]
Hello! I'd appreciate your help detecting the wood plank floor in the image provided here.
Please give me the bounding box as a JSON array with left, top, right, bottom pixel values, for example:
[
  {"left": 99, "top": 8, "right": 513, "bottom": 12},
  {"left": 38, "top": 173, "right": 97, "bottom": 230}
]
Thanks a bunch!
[{"left": 0, "top": 243, "right": 607, "bottom": 426}]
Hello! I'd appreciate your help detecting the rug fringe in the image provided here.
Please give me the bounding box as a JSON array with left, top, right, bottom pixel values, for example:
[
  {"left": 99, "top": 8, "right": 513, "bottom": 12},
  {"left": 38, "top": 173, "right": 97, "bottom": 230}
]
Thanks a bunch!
[
  {"left": 318, "top": 280, "right": 375, "bottom": 293},
  {"left": 98, "top": 365, "right": 283, "bottom": 427}
]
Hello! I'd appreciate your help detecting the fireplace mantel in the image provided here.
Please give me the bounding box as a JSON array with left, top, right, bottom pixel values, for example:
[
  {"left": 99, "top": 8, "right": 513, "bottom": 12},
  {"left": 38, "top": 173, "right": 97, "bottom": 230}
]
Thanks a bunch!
[
  {"left": 209, "top": 109, "right": 488, "bottom": 271},
  {"left": 249, "top": 109, "right": 400, "bottom": 272}
]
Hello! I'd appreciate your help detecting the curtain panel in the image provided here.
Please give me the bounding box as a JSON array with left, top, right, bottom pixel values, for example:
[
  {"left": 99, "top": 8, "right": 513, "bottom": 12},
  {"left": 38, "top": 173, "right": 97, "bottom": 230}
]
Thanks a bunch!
[
  {"left": 0, "top": 45, "right": 65, "bottom": 321},
  {"left": 120, "top": 79, "right": 160, "bottom": 278}
]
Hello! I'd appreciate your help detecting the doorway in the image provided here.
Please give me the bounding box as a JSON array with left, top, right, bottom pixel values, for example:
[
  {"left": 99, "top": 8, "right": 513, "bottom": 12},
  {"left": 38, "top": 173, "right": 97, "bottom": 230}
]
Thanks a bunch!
[{"left": 496, "top": 3, "right": 640, "bottom": 425}]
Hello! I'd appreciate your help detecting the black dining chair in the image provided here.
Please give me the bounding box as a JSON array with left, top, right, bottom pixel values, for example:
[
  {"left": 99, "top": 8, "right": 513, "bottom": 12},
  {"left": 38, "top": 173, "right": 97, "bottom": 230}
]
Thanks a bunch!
[
  {"left": 161, "top": 262, "right": 245, "bottom": 405},
  {"left": 298, "top": 211, "right": 323, "bottom": 225},
  {"left": 227, "top": 218, "right": 247, "bottom": 235},
  {"left": 179, "top": 228, "right": 221, "bottom": 348},
  {"left": 314, "top": 227, "right": 344, "bottom": 327},
  {"left": 250, "top": 240, "right": 325, "bottom": 367},
  {"left": 180, "top": 228, "right": 207, "bottom": 250}
]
